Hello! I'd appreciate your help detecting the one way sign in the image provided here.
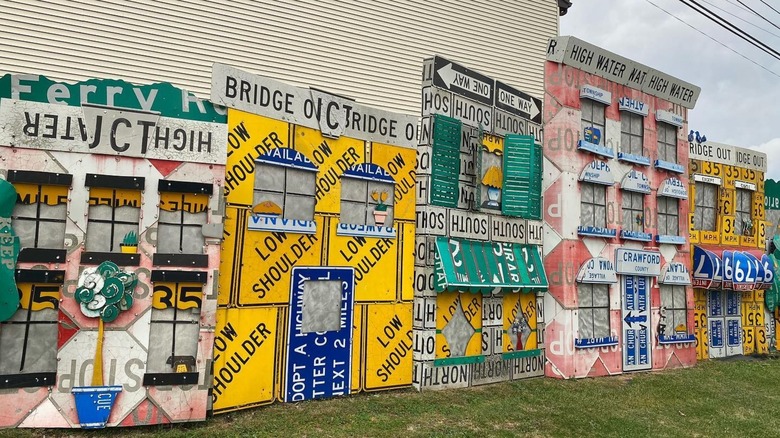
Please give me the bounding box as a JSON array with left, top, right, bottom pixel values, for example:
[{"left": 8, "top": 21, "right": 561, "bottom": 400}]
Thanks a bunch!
[
  {"left": 495, "top": 81, "right": 542, "bottom": 124},
  {"left": 431, "top": 56, "right": 495, "bottom": 106}
]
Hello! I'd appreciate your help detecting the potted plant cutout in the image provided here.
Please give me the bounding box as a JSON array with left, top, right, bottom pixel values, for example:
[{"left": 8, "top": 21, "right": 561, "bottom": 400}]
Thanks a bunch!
[
  {"left": 371, "top": 190, "right": 390, "bottom": 226},
  {"left": 72, "top": 261, "right": 137, "bottom": 429},
  {"left": 119, "top": 231, "right": 137, "bottom": 254}
]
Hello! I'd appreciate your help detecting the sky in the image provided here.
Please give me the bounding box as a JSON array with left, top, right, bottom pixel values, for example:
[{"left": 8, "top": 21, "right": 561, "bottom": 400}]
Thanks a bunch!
[{"left": 561, "top": 0, "right": 780, "bottom": 180}]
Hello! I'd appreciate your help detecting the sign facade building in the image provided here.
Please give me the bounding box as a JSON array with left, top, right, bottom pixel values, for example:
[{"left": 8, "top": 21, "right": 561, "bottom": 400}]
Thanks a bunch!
[{"left": 543, "top": 36, "right": 699, "bottom": 378}]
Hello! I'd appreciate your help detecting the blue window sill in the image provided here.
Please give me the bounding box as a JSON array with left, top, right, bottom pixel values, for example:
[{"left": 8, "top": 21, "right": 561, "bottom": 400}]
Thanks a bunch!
[
  {"left": 617, "top": 152, "right": 651, "bottom": 166},
  {"left": 336, "top": 223, "right": 397, "bottom": 238},
  {"left": 247, "top": 215, "right": 316, "bottom": 234},
  {"left": 658, "top": 334, "right": 696, "bottom": 344},
  {"left": 575, "top": 336, "right": 619, "bottom": 348},
  {"left": 654, "top": 159, "right": 684, "bottom": 173},
  {"left": 656, "top": 235, "right": 686, "bottom": 245},
  {"left": 620, "top": 230, "right": 653, "bottom": 242},
  {"left": 578, "top": 226, "right": 617, "bottom": 238},
  {"left": 577, "top": 140, "right": 615, "bottom": 159}
]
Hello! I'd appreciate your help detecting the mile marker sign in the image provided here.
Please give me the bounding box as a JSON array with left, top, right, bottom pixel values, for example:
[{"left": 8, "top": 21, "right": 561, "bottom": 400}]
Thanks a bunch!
[
  {"left": 495, "top": 80, "right": 542, "bottom": 124},
  {"left": 432, "top": 56, "right": 494, "bottom": 106}
]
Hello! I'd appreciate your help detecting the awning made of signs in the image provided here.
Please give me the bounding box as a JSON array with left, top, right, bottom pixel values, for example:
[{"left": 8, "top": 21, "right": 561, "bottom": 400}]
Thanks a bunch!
[
  {"left": 692, "top": 245, "right": 774, "bottom": 291},
  {"left": 434, "top": 237, "right": 548, "bottom": 294}
]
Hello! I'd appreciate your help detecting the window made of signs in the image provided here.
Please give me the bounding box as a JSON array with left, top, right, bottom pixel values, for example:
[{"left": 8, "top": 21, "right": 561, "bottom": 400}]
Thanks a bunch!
[
  {"left": 581, "top": 99, "right": 606, "bottom": 138},
  {"left": 660, "top": 285, "right": 688, "bottom": 335},
  {"left": 158, "top": 191, "right": 209, "bottom": 254},
  {"left": 577, "top": 283, "right": 610, "bottom": 340},
  {"left": 147, "top": 281, "right": 203, "bottom": 377},
  {"left": 735, "top": 188, "right": 752, "bottom": 236},
  {"left": 657, "top": 197, "right": 679, "bottom": 236},
  {"left": 657, "top": 122, "right": 677, "bottom": 163},
  {"left": 580, "top": 183, "right": 607, "bottom": 228},
  {"left": 622, "top": 191, "right": 644, "bottom": 232},
  {"left": 12, "top": 183, "right": 68, "bottom": 250},
  {"left": 254, "top": 163, "right": 316, "bottom": 221},
  {"left": 620, "top": 111, "right": 644, "bottom": 156},
  {"left": 0, "top": 279, "right": 60, "bottom": 387},
  {"left": 340, "top": 177, "right": 394, "bottom": 226},
  {"left": 693, "top": 182, "right": 717, "bottom": 231},
  {"left": 86, "top": 187, "right": 141, "bottom": 252}
]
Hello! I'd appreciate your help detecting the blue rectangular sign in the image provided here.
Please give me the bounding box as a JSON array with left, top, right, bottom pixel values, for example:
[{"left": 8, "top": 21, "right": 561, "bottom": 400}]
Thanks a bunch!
[
  {"left": 623, "top": 275, "right": 651, "bottom": 371},
  {"left": 285, "top": 267, "right": 355, "bottom": 402},
  {"left": 710, "top": 319, "right": 724, "bottom": 348}
]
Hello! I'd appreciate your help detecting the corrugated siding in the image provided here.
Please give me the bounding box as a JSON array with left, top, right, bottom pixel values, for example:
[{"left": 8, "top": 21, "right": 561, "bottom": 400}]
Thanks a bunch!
[{"left": 0, "top": 0, "right": 558, "bottom": 115}]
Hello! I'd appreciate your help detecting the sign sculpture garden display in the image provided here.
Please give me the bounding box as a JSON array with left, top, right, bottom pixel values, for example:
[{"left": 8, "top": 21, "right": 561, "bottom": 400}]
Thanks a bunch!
[{"left": 71, "top": 261, "right": 137, "bottom": 429}]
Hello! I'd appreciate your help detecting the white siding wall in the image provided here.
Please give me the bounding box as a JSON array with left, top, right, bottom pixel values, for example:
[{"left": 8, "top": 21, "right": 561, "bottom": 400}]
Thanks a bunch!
[{"left": 1, "top": 0, "right": 559, "bottom": 115}]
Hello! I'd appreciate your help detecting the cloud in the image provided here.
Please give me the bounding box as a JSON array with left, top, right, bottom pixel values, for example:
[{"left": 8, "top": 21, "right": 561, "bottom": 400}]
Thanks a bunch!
[{"left": 562, "top": 0, "right": 780, "bottom": 175}]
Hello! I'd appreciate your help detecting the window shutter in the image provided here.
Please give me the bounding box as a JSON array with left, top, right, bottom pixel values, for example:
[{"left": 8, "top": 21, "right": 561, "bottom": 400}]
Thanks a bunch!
[
  {"left": 502, "top": 135, "right": 541, "bottom": 219},
  {"left": 430, "top": 114, "right": 461, "bottom": 208}
]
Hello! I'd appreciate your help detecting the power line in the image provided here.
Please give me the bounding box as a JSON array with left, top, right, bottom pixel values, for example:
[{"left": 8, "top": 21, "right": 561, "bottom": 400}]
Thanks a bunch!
[
  {"left": 736, "top": 0, "right": 780, "bottom": 30},
  {"left": 700, "top": 0, "right": 780, "bottom": 38},
  {"left": 643, "top": 0, "right": 780, "bottom": 79},
  {"left": 679, "top": 0, "right": 780, "bottom": 61},
  {"left": 759, "top": 0, "right": 780, "bottom": 16}
]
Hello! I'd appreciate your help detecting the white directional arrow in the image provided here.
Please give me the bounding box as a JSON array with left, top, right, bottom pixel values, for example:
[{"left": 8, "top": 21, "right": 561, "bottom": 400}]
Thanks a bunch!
[
  {"left": 516, "top": 96, "right": 540, "bottom": 121},
  {"left": 436, "top": 63, "right": 491, "bottom": 99}
]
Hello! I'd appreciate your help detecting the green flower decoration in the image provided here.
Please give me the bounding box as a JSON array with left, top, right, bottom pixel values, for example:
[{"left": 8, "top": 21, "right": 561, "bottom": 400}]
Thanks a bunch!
[{"left": 75, "top": 261, "right": 136, "bottom": 323}]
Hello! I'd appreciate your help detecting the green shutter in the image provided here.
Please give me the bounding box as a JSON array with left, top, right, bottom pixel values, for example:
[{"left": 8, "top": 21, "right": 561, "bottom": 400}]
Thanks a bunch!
[
  {"left": 430, "top": 114, "right": 461, "bottom": 208},
  {"left": 502, "top": 135, "right": 542, "bottom": 219}
]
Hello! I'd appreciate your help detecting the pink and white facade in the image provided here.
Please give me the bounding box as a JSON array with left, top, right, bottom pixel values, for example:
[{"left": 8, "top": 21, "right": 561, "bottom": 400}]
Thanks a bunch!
[{"left": 542, "top": 37, "right": 701, "bottom": 378}]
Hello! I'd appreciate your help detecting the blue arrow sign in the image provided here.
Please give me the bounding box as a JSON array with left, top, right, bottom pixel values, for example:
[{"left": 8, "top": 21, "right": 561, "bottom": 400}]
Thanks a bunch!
[{"left": 624, "top": 311, "right": 647, "bottom": 327}]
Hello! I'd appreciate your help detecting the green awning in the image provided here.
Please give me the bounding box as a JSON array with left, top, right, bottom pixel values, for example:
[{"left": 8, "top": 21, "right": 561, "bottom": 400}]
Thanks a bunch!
[{"left": 434, "top": 237, "right": 548, "bottom": 294}]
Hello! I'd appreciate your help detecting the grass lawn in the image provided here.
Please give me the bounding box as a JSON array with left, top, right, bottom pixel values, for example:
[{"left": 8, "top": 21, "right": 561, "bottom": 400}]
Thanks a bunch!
[{"left": 5, "top": 357, "right": 780, "bottom": 437}]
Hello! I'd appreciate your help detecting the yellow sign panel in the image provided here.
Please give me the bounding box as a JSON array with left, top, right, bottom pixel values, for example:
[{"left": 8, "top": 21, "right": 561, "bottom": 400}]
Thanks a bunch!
[
  {"left": 238, "top": 212, "right": 324, "bottom": 305},
  {"left": 398, "top": 222, "right": 415, "bottom": 302},
  {"left": 740, "top": 166, "right": 758, "bottom": 183},
  {"left": 503, "top": 293, "right": 538, "bottom": 353},
  {"left": 757, "top": 173, "right": 765, "bottom": 193},
  {"left": 212, "top": 306, "right": 278, "bottom": 413},
  {"left": 352, "top": 304, "right": 363, "bottom": 394},
  {"left": 152, "top": 282, "right": 203, "bottom": 310},
  {"left": 689, "top": 213, "right": 699, "bottom": 244},
  {"left": 743, "top": 326, "right": 756, "bottom": 355},
  {"left": 722, "top": 165, "right": 736, "bottom": 190},
  {"left": 753, "top": 197, "right": 766, "bottom": 221},
  {"left": 89, "top": 187, "right": 141, "bottom": 208},
  {"left": 435, "top": 292, "right": 482, "bottom": 359},
  {"left": 482, "top": 133, "right": 504, "bottom": 155},
  {"left": 718, "top": 189, "right": 735, "bottom": 217},
  {"left": 364, "top": 303, "right": 413, "bottom": 391},
  {"left": 758, "top": 221, "right": 768, "bottom": 246},
  {"left": 328, "top": 228, "right": 397, "bottom": 303},
  {"left": 14, "top": 183, "right": 68, "bottom": 206},
  {"left": 17, "top": 283, "right": 59, "bottom": 311},
  {"left": 720, "top": 216, "right": 738, "bottom": 246},
  {"left": 689, "top": 159, "right": 700, "bottom": 174},
  {"left": 740, "top": 234, "right": 757, "bottom": 248},
  {"left": 159, "top": 191, "right": 209, "bottom": 214},
  {"left": 700, "top": 230, "right": 719, "bottom": 245},
  {"left": 218, "top": 207, "right": 240, "bottom": 306},
  {"left": 371, "top": 142, "right": 416, "bottom": 221},
  {"left": 693, "top": 289, "right": 707, "bottom": 360},
  {"left": 696, "top": 328, "right": 708, "bottom": 361},
  {"left": 294, "top": 125, "right": 365, "bottom": 215},
  {"left": 224, "top": 110, "right": 291, "bottom": 207},
  {"left": 701, "top": 161, "right": 722, "bottom": 178}
]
